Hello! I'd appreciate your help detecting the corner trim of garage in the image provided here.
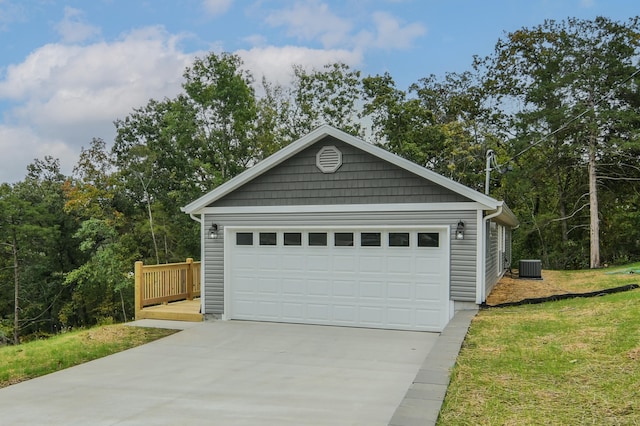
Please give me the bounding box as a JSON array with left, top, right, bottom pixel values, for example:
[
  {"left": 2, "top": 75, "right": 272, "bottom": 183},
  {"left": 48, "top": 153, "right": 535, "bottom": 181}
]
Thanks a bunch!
[{"left": 388, "top": 308, "right": 478, "bottom": 426}]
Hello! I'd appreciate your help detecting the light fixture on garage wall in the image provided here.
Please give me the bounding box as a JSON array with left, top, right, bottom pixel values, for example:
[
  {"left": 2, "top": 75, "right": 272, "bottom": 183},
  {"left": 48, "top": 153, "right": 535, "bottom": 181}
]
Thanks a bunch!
[
  {"left": 209, "top": 223, "right": 219, "bottom": 239},
  {"left": 455, "top": 221, "right": 465, "bottom": 240}
]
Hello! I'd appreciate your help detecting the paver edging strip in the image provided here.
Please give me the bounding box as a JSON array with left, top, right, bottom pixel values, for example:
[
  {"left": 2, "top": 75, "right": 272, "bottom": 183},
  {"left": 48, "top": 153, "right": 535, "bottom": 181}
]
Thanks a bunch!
[
  {"left": 388, "top": 309, "right": 477, "bottom": 426},
  {"left": 481, "top": 283, "right": 639, "bottom": 308}
]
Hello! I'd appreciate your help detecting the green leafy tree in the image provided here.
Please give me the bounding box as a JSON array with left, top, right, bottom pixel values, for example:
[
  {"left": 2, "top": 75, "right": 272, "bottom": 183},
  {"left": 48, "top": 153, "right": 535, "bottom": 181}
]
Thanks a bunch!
[
  {"left": 479, "top": 16, "right": 640, "bottom": 268},
  {"left": 0, "top": 183, "right": 44, "bottom": 344},
  {"left": 288, "top": 63, "right": 364, "bottom": 138},
  {"left": 63, "top": 138, "right": 117, "bottom": 220},
  {"left": 0, "top": 157, "right": 76, "bottom": 343},
  {"left": 113, "top": 101, "right": 198, "bottom": 263},
  {"left": 253, "top": 78, "right": 297, "bottom": 159},
  {"left": 363, "top": 72, "right": 444, "bottom": 167},
  {"left": 182, "top": 52, "right": 258, "bottom": 183},
  {"left": 63, "top": 218, "right": 132, "bottom": 324},
  {"left": 410, "top": 71, "right": 506, "bottom": 191},
  {"left": 363, "top": 71, "right": 502, "bottom": 191},
  {"left": 62, "top": 140, "right": 136, "bottom": 324},
  {"left": 113, "top": 52, "right": 259, "bottom": 264}
]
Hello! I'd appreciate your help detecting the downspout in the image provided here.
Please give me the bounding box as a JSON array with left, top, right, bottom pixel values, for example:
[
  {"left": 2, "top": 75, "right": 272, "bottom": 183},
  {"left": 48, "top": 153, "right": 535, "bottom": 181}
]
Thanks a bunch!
[
  {"left": 484, "top": 204, "right": 504, "bottom": 224},
  {"left": 479, "top": 204, "right": 503, "bottom": 303},
  {"left": 189, "top": 213, "right": 202, "bottom": 224}
]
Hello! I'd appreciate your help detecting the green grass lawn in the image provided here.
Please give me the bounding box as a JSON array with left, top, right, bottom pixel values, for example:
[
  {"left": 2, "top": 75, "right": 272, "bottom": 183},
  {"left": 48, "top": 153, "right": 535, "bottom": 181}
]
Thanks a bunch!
[
  {"left": 0, "top": 325, "right": 176, "bottom": 388},
  {"left": 438, "top": 265, "right": 640, "bottom": 425}
]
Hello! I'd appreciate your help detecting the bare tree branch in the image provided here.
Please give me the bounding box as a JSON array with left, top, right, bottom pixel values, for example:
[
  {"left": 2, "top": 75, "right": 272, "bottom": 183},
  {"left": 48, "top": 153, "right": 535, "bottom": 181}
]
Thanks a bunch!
[{"left": 548, "top": 203, "right": 589, "bottom": 223}]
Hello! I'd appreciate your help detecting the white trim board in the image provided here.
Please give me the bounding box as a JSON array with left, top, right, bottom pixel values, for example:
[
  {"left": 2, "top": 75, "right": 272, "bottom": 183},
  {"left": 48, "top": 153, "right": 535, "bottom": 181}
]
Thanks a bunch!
[
  {"left": 221, "top": 224, "right": 453, "bottom": 232},
  {"left": 201, "top": 202, "right": 485, "bottom": 215}
]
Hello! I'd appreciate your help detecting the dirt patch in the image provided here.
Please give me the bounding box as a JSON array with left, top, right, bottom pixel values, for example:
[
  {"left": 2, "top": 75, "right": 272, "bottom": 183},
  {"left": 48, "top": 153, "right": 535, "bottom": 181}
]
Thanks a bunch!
[
  {"left": 84, "top": 326, "right": 131, "bottom": 344},
  {"left": 627, "top": 348, "right": 640, "bottom": 361},
  {"left": 486, "top": 268, "right": 639, "bottom": 305},
  {"left": 486, "top": 270, "right": 570, "bottom": 305}
]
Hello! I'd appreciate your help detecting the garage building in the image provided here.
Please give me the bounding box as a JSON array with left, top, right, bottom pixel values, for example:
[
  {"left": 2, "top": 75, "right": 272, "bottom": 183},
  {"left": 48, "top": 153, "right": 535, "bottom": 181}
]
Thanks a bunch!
[{"left": 182, "top": 125, "right": 518, "bottom": 332}]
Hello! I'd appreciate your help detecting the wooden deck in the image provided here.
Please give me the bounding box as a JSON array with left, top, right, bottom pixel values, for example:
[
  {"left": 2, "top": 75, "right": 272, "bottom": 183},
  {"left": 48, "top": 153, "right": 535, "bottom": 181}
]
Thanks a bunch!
[
  {"left": 134, "top": 258, "right": 203, "bottom": 322},
  {"left": 136, "top": 298, "right": 203, "bottom": 322}
]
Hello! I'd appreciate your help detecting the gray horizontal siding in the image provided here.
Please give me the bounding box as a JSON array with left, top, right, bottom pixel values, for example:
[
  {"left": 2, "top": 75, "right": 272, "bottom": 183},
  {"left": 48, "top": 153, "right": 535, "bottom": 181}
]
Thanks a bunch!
[
  {"left": 202, "top": 209, "right": 478, "bottom": 315},
  {"left": 212, "top": 137, "right": 470, "bottom": 207},
  {"left": 450, "top": 240, "right": 477, "bottom": 301},
  {"left": 203, "top": 235, "right": 224, "bottom": 315},
  {"left": 484, "top": 223, "right": 514, "bottom": 299},
  {"left": 485, "top": 222, "right": 499, "bottom": 296},
  {"left": 506, "top": 229, "right": 513, "bottom": 267}
]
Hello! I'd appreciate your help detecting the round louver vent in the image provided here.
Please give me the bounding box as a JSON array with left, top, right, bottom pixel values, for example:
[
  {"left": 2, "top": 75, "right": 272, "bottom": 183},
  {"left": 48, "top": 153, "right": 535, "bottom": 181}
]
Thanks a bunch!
[{"left": 316, "top": 145, "right": 342, "bottom": 173}]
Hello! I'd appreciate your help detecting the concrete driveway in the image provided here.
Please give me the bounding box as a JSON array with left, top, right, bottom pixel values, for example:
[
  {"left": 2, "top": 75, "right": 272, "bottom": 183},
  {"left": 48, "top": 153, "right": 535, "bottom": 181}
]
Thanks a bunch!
[{"left": 0, "top": 320, "right": 440, "bottom": 425}]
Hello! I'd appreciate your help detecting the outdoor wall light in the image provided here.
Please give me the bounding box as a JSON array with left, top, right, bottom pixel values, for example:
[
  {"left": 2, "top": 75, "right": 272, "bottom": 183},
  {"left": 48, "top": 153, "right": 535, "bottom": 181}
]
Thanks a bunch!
[
  {"left": 455, "top": 220, "right": 465, "bottom": 240},
  {"left": 209, "top": 223, "right": 219, "bottom": 239}
]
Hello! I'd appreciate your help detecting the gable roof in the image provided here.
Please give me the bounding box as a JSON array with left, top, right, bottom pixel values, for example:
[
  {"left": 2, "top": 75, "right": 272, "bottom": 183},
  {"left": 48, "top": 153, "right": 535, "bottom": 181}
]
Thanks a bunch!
[{"left": 182, "top": 125, "right": 517, "bottom": 225}]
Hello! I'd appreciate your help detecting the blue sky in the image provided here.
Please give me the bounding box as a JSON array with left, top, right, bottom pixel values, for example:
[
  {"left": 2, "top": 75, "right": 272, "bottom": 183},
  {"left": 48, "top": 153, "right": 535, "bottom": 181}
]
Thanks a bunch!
[{"left": 0, "top": 0, "right": 637, "bottom": 183}]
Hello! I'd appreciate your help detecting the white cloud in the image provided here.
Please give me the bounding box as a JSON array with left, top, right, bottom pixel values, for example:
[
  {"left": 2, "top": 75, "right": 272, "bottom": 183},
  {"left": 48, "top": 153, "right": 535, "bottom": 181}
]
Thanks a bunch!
[
  {"left": 356, "top": 11, "right": 426, "bottom": 50},
  {"left": 0, "top": 44, "right": 78, "bottom": 100},
  {"left": 264, "top": 2, "right": 425, "bottom": 52},
  {"left": 237, "top": 45, "right": 362, "bottom": 87},
  {"left": 2, "top": 27, "right": 197, "bottom": 128},
  {"left": 202, "top": 0, "right": 233, "bottom": 17},
  {"left": 0, "top": 22, "right": 363, "bottom": 183},
  {"left": 0, "top": 1, "right": 425, "bottom": 184},
  {"left": 0, "top": 125, "right": 75, "bottom": 184},
  {"left": 265, "top": 1, "right": 352, "bottom": 48},
  {"left": 54, "top": 7, "right": 101, "bottom": 43},
  {"left": 0, "top": 26, "right": 202, "bottom": 183}
]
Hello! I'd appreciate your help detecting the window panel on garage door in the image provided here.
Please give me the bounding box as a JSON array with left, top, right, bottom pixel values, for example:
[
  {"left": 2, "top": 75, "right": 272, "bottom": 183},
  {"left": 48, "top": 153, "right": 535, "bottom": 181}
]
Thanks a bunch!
[{"left": 235, "top": 231, "right": 441, "bottom": 249}]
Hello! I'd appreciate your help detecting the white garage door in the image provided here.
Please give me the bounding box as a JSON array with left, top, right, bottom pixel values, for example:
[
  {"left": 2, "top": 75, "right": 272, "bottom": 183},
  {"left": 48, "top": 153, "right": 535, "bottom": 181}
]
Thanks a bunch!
[{"left": 225, "top": 227, "right": 450, "bottom": 331}]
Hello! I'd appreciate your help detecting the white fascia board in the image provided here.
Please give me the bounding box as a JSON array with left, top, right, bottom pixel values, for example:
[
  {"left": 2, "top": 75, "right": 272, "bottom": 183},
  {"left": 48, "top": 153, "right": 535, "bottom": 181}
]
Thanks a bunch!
[
  {"left": 181, "top": 124, "right": 503, "bottom": 214},
  {"left": 200, "top": 202, "right": 485, "bottom": 215}
]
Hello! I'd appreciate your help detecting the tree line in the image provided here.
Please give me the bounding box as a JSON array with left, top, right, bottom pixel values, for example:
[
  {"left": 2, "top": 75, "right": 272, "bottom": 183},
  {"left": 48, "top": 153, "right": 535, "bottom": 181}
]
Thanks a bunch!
[{"left": 1, "top": 17, "right": 639, "bottom": 343}]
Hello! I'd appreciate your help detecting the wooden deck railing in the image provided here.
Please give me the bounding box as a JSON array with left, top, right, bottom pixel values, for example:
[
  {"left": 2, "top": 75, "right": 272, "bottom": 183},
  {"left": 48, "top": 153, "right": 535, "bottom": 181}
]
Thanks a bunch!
[{"left": 134, "top": 258, "right": 201, "bottom": 318}]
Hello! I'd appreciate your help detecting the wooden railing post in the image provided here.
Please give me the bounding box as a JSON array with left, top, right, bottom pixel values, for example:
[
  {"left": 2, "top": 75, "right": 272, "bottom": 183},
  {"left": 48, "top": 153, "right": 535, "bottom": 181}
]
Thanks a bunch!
[
  {"left": 134, "top": 261, "right": 144, "bottom": 320},
  {"left": 186, "top": 258, "right": 194, "bottom": 300}
]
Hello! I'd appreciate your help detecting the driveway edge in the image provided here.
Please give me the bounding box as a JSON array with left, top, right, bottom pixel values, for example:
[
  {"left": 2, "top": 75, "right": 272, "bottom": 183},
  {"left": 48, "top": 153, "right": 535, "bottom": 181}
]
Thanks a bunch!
[{"left": 388, "top": 309, "right": 478, "bottom": 426}]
